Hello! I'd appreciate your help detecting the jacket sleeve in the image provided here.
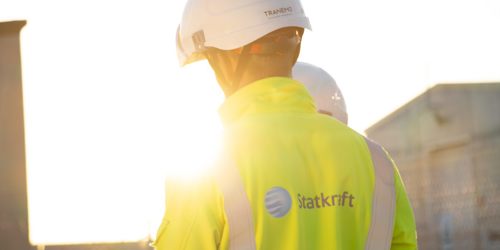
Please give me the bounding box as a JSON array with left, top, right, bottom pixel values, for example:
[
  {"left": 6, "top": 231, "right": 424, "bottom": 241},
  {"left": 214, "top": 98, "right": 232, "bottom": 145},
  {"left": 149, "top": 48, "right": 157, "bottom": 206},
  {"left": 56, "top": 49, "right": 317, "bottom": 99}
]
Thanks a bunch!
[
  {"left": 391, "top": 163, "right": 418, "bottom": 250},
  {"left": 153, "top": 176, "right": 227, "bottom": 250}
]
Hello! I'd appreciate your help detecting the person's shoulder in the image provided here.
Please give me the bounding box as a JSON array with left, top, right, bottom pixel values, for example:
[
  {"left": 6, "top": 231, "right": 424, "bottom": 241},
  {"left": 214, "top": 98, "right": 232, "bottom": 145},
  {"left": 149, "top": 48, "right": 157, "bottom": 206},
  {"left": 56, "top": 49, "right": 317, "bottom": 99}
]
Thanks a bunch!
[
  {"left": 166, "top": 169, "right": 219, "bottom": 193},
  {"left": 314, "top": 113, "right": 361, "bottom": 136}
]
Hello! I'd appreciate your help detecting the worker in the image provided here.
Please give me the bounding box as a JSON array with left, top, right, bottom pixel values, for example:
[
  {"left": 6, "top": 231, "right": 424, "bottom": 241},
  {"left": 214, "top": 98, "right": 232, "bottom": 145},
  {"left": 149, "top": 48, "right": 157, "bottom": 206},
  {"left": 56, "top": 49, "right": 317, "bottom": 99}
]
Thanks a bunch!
[
  {"left": 292, "top": 61, "right": 348, "bottom": 124},
  {"left": 154, "top": 0, "right": 417, "bottom": 249}
]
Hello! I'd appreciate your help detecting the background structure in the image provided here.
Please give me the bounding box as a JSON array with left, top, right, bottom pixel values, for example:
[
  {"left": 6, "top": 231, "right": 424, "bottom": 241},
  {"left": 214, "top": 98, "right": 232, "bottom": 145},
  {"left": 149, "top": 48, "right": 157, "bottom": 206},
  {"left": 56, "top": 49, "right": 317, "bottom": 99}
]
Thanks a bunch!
[
  {"left": 1, "top": 20, "right": 153, "bottom": 250},
  {"left": 367, "top": 83, "right": 500, "bottom": 250},
  {"left": 0, "top": 20, "right": 33, "bottom": 250}
]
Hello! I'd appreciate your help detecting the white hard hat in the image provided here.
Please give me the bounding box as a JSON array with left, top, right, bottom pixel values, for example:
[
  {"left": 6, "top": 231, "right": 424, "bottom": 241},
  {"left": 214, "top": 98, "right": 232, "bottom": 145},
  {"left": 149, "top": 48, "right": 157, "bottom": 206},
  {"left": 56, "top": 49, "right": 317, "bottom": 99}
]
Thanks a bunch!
[
  {"left": 292, "top": 62, "right": 348, "bottom": 124},
  {"left": 177, "top": 0, "right": 311, "bottom": 66}
]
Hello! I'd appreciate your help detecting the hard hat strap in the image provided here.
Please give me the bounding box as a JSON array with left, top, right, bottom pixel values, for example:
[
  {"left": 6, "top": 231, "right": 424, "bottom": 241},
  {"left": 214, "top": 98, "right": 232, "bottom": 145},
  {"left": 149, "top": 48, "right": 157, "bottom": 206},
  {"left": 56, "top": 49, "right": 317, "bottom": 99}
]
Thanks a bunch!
[
  {"left": 204, "top": 49, "right": 241, "bottom": 96},
  {"left": 292, "top": 28, "right": 304, "bottom": 65},
  {"left": 204, "top": 45, "right": 252, "bottom": 96},
  {"left": 230, "top": 44, "right": 252, "bottom": 93}
]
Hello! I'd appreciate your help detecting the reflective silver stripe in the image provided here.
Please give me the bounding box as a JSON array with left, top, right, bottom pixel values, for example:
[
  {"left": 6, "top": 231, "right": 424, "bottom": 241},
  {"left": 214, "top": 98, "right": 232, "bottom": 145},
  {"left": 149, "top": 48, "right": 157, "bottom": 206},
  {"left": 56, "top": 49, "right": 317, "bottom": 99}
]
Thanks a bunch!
[
  {"left": 364, "top": 138, "right": 396, "bottom": 250},
  {"left": 215, "top": 155, "right": 256, "bottom": 250}
]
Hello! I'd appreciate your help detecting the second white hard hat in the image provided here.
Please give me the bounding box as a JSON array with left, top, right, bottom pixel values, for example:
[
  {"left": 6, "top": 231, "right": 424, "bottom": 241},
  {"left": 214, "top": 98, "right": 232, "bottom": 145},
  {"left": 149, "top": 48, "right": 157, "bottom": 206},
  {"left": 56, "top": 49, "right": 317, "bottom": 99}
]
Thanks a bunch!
[
  {"left": 177, "top": 0, "right": 311, "bottom": 66},
  {"left": 293, "top": 62, "right": 348, "bottom": 124}
]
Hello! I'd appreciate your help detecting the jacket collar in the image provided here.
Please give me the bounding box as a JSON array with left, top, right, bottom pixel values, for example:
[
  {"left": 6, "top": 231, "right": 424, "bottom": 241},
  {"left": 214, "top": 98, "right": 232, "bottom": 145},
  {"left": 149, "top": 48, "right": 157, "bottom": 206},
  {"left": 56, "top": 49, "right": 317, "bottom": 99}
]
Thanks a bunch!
[{"left": 219, "top": 77, "right": 316, "bottom": 125}]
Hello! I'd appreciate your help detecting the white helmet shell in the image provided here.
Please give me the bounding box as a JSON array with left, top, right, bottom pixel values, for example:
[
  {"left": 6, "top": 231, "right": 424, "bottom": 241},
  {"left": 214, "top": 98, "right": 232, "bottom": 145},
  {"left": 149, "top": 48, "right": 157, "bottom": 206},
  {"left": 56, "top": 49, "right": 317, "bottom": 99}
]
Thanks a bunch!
[
  {"left": 177, "top": 0, "right": 311, "bottom": 66},
  {"left": 293, "top": 62, "right": 348, "bottom": 124}
]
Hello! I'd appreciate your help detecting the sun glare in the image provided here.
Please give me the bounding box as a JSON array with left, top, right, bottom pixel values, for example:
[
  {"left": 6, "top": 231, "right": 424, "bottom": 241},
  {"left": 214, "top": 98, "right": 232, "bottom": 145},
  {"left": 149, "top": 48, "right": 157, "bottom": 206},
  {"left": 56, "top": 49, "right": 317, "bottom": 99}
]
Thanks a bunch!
[
  {"left": 6, "top": 0, "right": 224, "bottom": 245},
  {"left": 158, "top": 63, "right": 225, "bottom": 181},
  {"left": 24, "top": 58, "right": 224, "bottom": 244}
]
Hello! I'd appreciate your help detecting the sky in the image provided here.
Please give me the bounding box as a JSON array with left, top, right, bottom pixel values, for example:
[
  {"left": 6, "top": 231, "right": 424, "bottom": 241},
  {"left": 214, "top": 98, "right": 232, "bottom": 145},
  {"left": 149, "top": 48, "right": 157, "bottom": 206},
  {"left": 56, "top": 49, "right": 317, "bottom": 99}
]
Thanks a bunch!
[{"left": 1, "top": 0, "right": 500, "bottom": 246}]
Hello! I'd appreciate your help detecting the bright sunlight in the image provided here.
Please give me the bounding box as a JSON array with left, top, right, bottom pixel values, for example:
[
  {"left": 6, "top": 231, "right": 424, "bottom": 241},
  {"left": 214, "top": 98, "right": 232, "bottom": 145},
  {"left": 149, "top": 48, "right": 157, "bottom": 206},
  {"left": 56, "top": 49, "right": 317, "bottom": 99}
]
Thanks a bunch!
[
  {"left": 5, "top": 0, "right": 225, "bottom": 244},
  {"left": 1, "top": 0, "right": 499, "bottom": 246}
]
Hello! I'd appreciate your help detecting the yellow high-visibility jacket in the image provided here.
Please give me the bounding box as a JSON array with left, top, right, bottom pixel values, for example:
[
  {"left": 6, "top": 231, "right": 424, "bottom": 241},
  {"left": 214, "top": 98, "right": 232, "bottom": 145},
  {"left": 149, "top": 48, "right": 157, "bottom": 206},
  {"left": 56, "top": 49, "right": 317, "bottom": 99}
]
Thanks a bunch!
[{"left": 154, "top": 77, "right": 417, "bottom": 250}]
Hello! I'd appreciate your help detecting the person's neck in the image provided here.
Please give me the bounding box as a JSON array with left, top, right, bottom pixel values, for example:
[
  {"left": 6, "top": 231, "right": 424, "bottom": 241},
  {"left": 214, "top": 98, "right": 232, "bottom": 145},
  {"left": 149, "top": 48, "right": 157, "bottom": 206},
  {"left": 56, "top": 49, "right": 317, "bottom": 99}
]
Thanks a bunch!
[{"left": 224, "top": 70, "right": 291, "bottom": 97}]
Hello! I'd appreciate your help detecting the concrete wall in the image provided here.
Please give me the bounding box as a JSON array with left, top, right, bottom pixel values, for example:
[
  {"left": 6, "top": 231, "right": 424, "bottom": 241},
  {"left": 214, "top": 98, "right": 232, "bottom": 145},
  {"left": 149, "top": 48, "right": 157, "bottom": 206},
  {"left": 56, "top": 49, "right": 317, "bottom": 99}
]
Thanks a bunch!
[
  {"left": 0, "top": 20, "right": 33, "bottom": 250},
  {"left": 366, "top": 83, "right": 500, "bottom": 250}
]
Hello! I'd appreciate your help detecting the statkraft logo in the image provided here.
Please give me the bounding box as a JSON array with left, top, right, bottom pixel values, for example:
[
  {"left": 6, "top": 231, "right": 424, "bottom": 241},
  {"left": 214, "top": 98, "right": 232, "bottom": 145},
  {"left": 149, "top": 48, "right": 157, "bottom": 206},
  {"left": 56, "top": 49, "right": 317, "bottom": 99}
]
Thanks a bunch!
[
  {"left": 264, "top": 7, "right": 293, "bottom": 18},
  {"left": 265, "top": 187, "right": 292, "bottom": 218},
  {"left": 298, "top": 191, "right": 355, "bottom": 209}
]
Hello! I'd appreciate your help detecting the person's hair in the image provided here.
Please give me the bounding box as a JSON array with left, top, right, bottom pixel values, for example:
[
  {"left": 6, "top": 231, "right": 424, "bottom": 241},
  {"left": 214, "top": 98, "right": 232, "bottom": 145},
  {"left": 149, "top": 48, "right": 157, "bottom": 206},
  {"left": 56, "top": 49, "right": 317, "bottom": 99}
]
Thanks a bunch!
[{"left": 205, "top": 27, "right": 304, "bottom": 96}]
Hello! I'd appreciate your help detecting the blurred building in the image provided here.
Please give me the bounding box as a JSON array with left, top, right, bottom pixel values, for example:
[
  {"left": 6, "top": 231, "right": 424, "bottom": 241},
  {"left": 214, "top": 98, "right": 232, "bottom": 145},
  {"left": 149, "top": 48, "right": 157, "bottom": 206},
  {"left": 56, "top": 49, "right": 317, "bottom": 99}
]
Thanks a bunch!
[{"left": 366, "top": 83, "right": 500, "bottom": 250}]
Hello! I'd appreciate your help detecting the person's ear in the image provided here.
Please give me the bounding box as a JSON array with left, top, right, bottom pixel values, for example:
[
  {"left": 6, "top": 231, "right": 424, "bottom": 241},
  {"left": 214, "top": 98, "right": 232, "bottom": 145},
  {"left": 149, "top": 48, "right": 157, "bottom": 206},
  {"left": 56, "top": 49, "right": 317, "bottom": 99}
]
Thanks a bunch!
[{"left": 292, "top": 28, "right": 304, "bottom": 65}]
